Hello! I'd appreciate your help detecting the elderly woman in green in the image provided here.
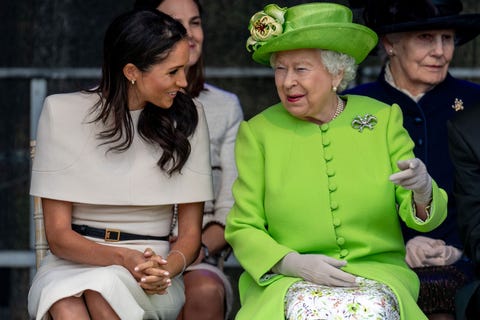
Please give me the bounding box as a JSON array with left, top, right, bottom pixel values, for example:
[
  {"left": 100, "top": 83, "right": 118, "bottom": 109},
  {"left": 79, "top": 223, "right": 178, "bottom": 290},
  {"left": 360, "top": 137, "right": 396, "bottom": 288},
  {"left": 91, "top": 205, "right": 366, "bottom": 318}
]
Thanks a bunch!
[{"left": 225, "top": 3, "right": 448, "bottom": 320}]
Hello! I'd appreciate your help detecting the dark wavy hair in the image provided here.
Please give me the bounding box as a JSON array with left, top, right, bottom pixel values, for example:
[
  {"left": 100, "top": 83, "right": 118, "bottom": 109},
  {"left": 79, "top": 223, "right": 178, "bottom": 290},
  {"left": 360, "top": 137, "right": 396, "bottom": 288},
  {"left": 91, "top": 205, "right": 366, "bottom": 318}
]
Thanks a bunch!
[
  {"left": 88, "top": 9, "right": 198, "bottom": 175},
  {"left": 133, "top": 0, "right": 206, "bottom": 97}
]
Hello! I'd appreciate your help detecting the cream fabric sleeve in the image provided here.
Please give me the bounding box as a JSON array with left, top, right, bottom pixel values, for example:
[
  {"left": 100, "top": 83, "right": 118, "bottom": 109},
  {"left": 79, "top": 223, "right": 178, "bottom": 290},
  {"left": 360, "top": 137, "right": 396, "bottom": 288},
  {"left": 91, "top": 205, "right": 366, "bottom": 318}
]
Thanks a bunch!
[{"left": 31, "top": 91, "right": 213, "bottom": 205}]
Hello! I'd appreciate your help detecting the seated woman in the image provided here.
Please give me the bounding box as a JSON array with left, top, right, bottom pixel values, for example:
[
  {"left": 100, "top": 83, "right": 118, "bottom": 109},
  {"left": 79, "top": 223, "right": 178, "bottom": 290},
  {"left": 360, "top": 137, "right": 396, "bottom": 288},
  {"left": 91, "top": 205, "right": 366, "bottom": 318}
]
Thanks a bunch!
[
  {"left": 27, "top": 9, "right": 213, "bottom": 320},
  {"left": 345, "top": 1, "right": 480, "bottom": 317},
  {"left": 133, "top": 1, "right": 244, "bottom": 318},
  {"left": 225, "top": 3, "right": 448, "bottom": 320}
]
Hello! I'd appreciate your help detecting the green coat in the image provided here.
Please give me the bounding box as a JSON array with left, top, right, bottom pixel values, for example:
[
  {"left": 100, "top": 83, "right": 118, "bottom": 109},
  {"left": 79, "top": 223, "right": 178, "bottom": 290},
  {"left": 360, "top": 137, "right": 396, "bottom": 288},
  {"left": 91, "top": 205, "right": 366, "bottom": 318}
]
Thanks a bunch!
[{"left": 225, "top": 95, "right": 447, "bottom": 320}]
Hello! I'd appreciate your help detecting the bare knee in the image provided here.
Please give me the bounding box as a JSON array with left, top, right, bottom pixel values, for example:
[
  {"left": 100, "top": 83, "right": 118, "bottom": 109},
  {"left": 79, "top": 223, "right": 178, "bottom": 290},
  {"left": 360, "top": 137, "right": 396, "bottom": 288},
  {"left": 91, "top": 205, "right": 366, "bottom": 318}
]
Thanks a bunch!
[
  {"left": 84, "top": 290, "right": 120, "bottom": 320},
  {"left": 184, "top": 270, "right": 225, "bottom": 302},
  {"left": 49, "top": 296, "right": 90, "bottom": 320},
  {"left": 181, "top": 270, "right": 226, "bottom": 319}
]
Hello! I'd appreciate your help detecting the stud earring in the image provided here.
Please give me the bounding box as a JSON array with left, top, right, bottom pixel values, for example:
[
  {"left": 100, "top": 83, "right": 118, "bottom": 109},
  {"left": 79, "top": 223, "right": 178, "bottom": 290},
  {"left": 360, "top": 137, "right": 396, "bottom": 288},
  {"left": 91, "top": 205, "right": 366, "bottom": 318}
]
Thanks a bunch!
[
  {"left": 131, "top": 79, "right": 136, "bottom": 85},
  {"left": 332, "top": 85, "right": 337, "bottom": 93},
  {"left": 388, "top": 49, "right": 394, "bottom": 56}
]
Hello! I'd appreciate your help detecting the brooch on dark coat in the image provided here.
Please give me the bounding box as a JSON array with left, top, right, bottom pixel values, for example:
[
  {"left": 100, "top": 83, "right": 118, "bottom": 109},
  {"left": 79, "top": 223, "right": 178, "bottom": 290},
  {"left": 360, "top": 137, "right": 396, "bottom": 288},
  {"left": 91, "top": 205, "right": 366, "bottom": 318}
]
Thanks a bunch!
[
  {"left": 351, "top": 114, "right": 377, "bottom": 132},
  {"left": 451, "top": 98, "right": 464, "bottom": 112}
]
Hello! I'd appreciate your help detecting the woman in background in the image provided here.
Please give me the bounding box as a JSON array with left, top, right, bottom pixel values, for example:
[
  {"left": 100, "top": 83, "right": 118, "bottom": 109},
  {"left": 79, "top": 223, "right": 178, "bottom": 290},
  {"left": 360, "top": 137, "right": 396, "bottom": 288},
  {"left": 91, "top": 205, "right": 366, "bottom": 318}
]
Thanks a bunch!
[
  {"left": 346, "top": 0, "right": 480, "bottom": 318},
  {"left": 134, "top": 1, "right": 244, "bottom": 319}
]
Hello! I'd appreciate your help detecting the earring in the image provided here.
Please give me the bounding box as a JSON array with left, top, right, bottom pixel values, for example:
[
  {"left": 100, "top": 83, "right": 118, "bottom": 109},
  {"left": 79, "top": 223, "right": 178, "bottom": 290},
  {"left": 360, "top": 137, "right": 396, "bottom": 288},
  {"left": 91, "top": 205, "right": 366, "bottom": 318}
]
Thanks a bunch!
[
  {"left": 388, "top": 49, "right": 394, "bottom": 56},
  {"left": 332, "top": 85, "right": 337, "bottom": 93},
  {"left": 131, "top": 79, "right": 136, "bottom": 85}
]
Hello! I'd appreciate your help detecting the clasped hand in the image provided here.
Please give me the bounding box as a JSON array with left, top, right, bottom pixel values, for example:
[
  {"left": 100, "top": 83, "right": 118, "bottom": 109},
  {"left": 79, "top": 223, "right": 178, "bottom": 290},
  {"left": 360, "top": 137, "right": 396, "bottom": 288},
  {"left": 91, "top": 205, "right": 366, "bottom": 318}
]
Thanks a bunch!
[
  {"left": 273, "top": 252, "right": 357, "bottom": 287},
  {"left": 131, "top": 248, "right": 171, "bottom": 295},
  {"left": 389, "top": 158, "right": 432, "bottom": 205}
]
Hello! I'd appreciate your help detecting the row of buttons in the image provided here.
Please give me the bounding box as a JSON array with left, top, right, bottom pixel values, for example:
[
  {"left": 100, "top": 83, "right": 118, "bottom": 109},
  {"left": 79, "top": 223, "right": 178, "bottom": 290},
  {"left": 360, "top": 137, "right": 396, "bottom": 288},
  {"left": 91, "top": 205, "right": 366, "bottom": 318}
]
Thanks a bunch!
[{"left": 320, "top": 123, "right": 349, "bottom": 258}]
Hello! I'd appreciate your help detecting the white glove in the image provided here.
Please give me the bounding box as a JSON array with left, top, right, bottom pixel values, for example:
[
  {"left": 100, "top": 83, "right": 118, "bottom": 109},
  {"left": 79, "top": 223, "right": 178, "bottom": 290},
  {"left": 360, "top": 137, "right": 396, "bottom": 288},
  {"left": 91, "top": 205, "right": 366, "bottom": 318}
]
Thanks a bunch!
[
  {"left": 272, "top": 252, "right": 357, "bottom": 287},
  {"left": 405, "top": 236, "right": 463, "bottom": 267},
  {"left": 389, "top": 158, "right": 432, "bottom": 205}
]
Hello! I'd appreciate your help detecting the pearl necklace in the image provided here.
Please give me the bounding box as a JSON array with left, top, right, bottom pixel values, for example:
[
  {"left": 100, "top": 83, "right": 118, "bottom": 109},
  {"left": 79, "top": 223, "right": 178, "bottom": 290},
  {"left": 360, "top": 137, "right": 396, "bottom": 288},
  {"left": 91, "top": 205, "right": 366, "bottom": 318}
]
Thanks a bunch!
[{"left": 331, "top": 96, "right": 345, "bottom": 121}]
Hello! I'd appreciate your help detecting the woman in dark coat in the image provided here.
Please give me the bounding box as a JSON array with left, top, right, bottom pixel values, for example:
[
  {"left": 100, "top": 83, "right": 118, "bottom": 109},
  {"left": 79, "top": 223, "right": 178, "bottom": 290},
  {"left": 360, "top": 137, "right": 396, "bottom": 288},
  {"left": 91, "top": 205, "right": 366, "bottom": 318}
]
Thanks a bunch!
[{"left": 345, "top": 0, "right": 480, "bottom": 318}]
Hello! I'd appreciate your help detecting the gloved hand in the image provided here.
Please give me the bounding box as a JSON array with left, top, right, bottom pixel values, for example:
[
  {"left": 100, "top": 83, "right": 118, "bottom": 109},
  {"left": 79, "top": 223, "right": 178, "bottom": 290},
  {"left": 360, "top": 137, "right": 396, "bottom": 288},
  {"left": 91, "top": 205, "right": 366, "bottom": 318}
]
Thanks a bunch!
[
  {"left": 389, "top": 158, "right": 432, "bottom": 205},
  {"left": 272, "top": 252, "right": 357, "bottom": 287},
  {"left": 405, "top": 236, "right": 463, "bottom": 268}
]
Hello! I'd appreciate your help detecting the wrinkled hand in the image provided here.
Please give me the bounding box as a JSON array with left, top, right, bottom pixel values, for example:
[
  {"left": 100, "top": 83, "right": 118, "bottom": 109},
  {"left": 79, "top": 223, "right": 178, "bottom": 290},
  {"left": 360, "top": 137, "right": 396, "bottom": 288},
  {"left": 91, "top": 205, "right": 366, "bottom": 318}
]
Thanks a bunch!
[
  {"left": 389, "top": 158, "right": 432, "bottom": 204},
  {"left": 272, "top": 252, "right": 357, "bottom": 287},
  {"left": 135, "top": 248, "right": 171, "bottom": 295}
]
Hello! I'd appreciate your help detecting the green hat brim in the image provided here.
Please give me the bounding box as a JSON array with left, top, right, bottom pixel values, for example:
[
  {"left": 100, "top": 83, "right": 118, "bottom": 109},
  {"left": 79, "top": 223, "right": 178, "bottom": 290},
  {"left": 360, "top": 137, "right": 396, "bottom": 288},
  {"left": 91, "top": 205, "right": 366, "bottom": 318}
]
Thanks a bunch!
[{"left": 252, "top": 23, "right": 378, "bottom": 65}]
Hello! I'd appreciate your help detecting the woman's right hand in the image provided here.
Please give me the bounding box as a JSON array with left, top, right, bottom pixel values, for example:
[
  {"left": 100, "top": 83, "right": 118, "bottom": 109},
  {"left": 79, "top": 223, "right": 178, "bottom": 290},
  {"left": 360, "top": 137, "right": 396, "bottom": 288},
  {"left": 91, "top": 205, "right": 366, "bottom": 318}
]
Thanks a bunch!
[
  {"left": 389, "top": 158, "right": 432, "bottom": 205},
  {"left": 272, "top": 252, "right": 357, "bottom": 287}
]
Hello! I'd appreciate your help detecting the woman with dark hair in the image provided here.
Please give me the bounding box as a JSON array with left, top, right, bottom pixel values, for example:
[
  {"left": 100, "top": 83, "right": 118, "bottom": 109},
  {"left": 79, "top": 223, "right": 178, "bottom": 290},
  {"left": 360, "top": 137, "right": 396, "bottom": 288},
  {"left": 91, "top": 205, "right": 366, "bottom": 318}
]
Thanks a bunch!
[
  {"left": 27, "top": 9, "right": 213, "bottom": 320},
  {"left": 135, "top": 0, "right": 206, "bottom": 98},
  {"left": 134, "top": 1, "right": 244, "bottom": 319}
]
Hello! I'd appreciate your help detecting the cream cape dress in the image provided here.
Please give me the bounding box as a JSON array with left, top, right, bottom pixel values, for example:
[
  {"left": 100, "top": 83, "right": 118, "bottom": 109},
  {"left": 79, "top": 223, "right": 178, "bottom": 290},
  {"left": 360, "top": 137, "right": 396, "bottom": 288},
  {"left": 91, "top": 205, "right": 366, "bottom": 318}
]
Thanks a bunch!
[{"left": 28, "top": 91, "right": 214, "bottom": 320}]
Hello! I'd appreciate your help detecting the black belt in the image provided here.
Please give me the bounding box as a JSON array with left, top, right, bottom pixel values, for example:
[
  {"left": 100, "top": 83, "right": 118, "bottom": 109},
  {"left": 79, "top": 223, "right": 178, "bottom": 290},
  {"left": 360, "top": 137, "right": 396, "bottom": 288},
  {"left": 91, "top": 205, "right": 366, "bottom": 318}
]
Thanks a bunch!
[{"left": 72, "top": 224, "right": 169, "bottom": 242}]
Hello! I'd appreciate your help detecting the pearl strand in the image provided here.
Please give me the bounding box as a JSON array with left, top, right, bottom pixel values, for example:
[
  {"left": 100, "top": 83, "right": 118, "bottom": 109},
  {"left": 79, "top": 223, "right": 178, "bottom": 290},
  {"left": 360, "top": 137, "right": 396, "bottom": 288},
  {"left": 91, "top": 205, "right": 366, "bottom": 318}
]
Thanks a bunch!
[{"left": 331, "top": 96, "right": 345, "bottom": 121}]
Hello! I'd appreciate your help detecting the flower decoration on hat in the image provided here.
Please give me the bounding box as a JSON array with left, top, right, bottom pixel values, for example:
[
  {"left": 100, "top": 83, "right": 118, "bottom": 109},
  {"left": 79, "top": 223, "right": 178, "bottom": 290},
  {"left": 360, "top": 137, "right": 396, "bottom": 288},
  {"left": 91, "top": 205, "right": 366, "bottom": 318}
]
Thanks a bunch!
[{"left": 246, "top": 4, "right": 287, "bottom": 53}]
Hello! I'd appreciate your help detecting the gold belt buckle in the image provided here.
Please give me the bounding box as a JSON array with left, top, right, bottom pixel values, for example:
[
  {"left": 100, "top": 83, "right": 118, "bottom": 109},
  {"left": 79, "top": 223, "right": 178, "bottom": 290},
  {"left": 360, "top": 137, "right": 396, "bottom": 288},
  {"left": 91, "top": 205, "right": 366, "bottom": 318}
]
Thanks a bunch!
[{"left": 105, "top": 228, "right": 121, "bottom": 242}]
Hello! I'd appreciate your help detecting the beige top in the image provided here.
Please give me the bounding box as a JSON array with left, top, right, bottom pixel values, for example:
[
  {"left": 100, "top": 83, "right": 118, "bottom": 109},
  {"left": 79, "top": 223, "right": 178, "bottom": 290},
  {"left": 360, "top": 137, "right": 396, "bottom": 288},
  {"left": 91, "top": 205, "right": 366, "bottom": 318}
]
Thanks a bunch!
[{"left": 30, "top": 91, "right": 214, "bottom": 205}]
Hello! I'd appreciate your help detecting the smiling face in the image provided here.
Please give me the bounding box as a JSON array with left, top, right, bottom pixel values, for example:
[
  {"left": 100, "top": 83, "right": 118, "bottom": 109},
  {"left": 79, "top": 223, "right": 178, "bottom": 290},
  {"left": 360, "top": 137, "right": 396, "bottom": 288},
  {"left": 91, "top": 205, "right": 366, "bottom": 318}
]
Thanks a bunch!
[
  {"left": 126, "top": 40, "right": 189, "bottom": 110},
  {"left": 158, "top": 0, "right": 203, "bottom": 69},
  {"left": 384, "top": 29, "right": 455, "bottom": 95},
  {"left": 273, "top": 48, "right": 342, "bottom": 123}
]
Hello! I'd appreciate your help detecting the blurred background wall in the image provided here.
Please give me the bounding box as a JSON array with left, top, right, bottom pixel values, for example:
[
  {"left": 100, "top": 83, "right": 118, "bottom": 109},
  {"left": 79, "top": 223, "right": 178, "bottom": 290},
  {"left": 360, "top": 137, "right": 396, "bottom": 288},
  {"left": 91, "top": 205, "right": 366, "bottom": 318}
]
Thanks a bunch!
[{"left": 0, "top": 0, "right": 478, "bottom": 318}]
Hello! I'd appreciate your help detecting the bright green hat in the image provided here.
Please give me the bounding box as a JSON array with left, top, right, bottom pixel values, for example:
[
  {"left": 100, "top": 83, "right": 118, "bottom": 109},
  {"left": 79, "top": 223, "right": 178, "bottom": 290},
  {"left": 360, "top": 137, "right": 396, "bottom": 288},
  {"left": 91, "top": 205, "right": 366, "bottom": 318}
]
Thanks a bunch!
[{"left": 246, "top": 3, "right": 378, "bottom": 65}]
